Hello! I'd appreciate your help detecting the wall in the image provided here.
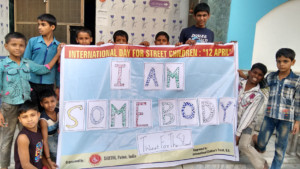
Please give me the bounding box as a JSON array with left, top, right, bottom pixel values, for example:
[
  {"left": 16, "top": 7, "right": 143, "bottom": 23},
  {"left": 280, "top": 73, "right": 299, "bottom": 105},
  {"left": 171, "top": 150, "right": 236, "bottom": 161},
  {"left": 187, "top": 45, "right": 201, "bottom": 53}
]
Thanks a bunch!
[
  {"left": 227, "top": 0, "right": 287, "bottom": 69},
  {"left": 252, "top": 0, "right": 300, "bottom": 73},
  {"left": 95, "top": 0, "right": 188, "bottom": 45},
  {"left": 0, "top": 0, "right": 9, "bottom": 57}
]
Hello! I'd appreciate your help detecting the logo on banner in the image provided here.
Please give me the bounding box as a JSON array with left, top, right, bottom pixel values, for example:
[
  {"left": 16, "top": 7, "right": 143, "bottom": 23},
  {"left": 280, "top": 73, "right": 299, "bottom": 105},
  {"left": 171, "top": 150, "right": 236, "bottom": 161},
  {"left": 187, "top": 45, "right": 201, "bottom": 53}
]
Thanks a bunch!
[{"left": 89, "top": 154, "right": 101, "bottom": 166}]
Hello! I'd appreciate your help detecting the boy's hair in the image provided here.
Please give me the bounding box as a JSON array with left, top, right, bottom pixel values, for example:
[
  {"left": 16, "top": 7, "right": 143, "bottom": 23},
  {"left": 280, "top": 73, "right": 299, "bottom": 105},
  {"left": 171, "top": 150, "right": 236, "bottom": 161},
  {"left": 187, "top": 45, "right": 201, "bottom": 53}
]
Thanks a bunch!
[
  {"left": 194, "top": 3, "right": 210, "bottom": 15},
  {"left": 39, "top": 89, "right": 56, "bottom": 102},
  {"left": 155, "top": 31, "right": 169, "bottom": 42},
  {"left": 76, "top": 27, "right": 92, "bottom": 38},
  {"left": 275, "top": 48, "right": 296, "bottom": 61},
  {"left": 18, "top": 100, "right": 38, "bottom": 116},
  {"left": 251, "top": 62, "right": 268, "bottom": 76},
  {"left": 37, "top": 13, "right": 57, "bottom": 30},
  {"left": 113, "top": 30, "right": 128, "bottom": 42},
  {"left": 5, "top": 32, "right": 26, "bottom": 44}
]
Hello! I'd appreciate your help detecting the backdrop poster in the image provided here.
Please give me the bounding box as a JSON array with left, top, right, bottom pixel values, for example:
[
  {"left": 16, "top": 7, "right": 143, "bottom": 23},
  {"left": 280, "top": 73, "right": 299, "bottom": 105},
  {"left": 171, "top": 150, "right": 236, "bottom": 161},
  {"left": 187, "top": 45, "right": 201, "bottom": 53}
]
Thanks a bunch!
[{"left": 57, "top": 43, "right": 239, "bottom": 169}]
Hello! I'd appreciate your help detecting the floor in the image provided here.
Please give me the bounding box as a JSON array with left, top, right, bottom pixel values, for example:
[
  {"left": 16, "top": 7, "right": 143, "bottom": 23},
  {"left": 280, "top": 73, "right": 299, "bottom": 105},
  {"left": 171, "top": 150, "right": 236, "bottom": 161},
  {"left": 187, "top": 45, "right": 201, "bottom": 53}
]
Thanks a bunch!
[{"left": 5, "top": 132, "right": 300, "bottom": 169}]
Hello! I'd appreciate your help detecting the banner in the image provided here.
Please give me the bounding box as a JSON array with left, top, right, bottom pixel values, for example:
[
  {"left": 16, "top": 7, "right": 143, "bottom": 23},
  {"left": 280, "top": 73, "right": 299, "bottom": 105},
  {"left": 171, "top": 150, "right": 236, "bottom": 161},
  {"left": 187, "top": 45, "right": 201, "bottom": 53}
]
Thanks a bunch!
[{"left": 57, "top": 43, "right": 239, "bottom": 169}]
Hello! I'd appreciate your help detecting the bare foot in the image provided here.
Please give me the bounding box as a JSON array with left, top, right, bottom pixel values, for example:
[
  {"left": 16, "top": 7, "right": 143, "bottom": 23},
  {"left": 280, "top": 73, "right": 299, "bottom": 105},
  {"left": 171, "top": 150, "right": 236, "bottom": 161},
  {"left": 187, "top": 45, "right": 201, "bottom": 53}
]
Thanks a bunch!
[
  {"left": 252, "top": 134, "right": 265, "bottom": 153},
  {"left": 263, "top": 161, "right": 269, "bottom": 169}
]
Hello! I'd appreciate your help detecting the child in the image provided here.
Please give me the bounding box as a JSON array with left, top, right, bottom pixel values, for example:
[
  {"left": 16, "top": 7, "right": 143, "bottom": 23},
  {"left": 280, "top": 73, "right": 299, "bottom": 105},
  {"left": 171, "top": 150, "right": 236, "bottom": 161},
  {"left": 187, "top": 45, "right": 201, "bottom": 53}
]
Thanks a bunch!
[
  {"left": 154, "top": 31, "right": 170, "bottom": 45},
  {"left": 177, "top": 3, "right": 214, "bottom": 45},
  {"left": 39, "top": 89, "right": 59, "bottom": 169},
  {"left": 253, "top": 48, "right": 300, "bottom": 169},
  {"left": 97, "top": 30, "right": 150, "bottom": 46},
  {"left": 76, "top": 27, "right": 93, "bottom": 45},
  {"left": 14, "top": 101, "right": 43, "bottom": 169},
  {"left": 0, "top": 32, "right": 60, "bottom": 169},
  {"left": 113, "top": 30, "right": 129, "bottom": 44},
  {"left": 23, "top": 13, "right": 61, "bottom": 111},
  {"left": 236, "top": 63, "right": 268, "bottom": 169}
]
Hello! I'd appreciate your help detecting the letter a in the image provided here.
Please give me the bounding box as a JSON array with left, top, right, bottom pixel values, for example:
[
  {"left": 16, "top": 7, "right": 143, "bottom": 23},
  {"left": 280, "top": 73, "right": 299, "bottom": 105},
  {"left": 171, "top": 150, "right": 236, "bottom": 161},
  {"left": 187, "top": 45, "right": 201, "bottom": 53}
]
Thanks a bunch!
[{"left": 145, "top": 67, "right": 159, "bottom": 87}]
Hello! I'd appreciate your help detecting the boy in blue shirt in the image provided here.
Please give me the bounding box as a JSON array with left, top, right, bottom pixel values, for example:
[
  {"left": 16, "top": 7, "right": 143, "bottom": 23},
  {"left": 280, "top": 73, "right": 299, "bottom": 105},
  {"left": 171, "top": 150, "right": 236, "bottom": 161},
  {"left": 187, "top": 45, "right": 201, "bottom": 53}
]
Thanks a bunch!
[
  {"left": 253, "top": 48, "right": 300, "bottom": 169},
  {"left": 0, "top": 32, "right": 60, "bottom": 169},
  {"left": 178, "top": 3, "right": 214, "bottom": 45},
  {"left": 23, "top": 13, "right": 61, "bottom": 111}
]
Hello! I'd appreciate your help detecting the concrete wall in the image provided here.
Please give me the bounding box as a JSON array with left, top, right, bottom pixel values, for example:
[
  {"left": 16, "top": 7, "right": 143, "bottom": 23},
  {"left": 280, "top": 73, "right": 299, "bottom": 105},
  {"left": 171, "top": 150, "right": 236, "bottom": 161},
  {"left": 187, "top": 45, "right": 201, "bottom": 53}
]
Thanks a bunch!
[
  {"left": 0, "top": 0, "right": 9, "bottom": 57},
  {"left": 227, "top": 0, "right": 287, "bottom": 69},
  {"left": 95, "top": 0, "right": 188, "bottom": 45},
  {"left": 252, "top": 0, "right": 300, "bottom": 73}
]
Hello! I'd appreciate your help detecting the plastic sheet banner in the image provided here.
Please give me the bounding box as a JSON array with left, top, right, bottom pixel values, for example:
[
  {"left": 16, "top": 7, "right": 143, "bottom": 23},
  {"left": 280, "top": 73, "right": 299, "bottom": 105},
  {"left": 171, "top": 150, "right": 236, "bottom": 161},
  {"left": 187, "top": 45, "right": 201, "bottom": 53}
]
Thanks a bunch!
[{"left": 57, "top": 43, "right": 239, "bottom": 169}]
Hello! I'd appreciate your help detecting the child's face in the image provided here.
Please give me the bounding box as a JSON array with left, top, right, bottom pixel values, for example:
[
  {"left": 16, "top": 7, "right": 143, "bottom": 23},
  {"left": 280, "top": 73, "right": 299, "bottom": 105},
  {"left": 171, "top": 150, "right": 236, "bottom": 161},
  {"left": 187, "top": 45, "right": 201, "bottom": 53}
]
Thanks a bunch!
[
  {"left": 38, "top": 20, "right": 55, "bottom": 36},
  {"left": 18, "top": 110, "right": 40, "bottom": 130},
  {"left": 4, "top": 38, "right": 26, "bottom": 59},
  {"left": 114, "top": 36, "right": 128, "bottom": 44},
  {"left": 40, "top": 96, "right": 57, "bottom": 113},
  {"left": 248, "top": 68, "right": 264, "bottom": 85},
  {"left": 155, "top": 35, "right": 169, "bottom": 45},
  {"left": 194, "top": 11, "right": 210, "bottom": 28},
  {"left": 276, "top": 55, "right": 295, "bottom": 73},
  {"left": 76, "top": 32, "right": 93, "bottom": 45}
]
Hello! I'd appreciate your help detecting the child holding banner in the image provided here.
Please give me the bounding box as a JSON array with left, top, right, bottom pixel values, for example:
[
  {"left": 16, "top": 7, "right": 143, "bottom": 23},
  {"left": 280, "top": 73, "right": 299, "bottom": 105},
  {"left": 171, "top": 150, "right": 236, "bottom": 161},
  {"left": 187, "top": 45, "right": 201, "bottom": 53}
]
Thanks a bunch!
[
  {"left": 154, "top": 31, "right": 170, "bottom": 45},
  {"left": 23, "top": 14, "right": 61, "bottom": 111},
  {"left": 177, "top": 2, "right": 214, "bottom": 46},
  {"left": 236, "top": 63, "right": 268, "bottom": 169},
  {"left": 0, "top": 32, "right": 61, "bottom": 169},
  {"left": 97, "top": 30, "right": 150, "bottom": 46},
  {"left": 76, "top": 27, "right": 93, "bottom": 45},
  {"left": 39, "top": 89, "right": 59, "bottom": 169},
  {"left": 253, "top": 48, "right": 300, "bottom": 169}
]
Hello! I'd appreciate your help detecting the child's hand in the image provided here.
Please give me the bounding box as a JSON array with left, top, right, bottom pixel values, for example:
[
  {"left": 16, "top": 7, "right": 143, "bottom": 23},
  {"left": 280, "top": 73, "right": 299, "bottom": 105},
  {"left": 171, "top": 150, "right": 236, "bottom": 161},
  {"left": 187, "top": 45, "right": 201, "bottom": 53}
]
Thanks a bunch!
[
  {"left": 96, "top": 41, "right": 105, "bottom": 45},
  {"left": 55, "top": 88, "right": 60, "bottom": 101},
  {"left": 238, "top": 69, "right": 247, "bottom": 79},
  {"left": 292, "top": 121, "right": 299, "bottom": 134},
  {"left": 175, "top": 42, "right": 183, "bottom": 46},
  {"left": 48, "top": 159, "right": 58, "bottom": 169},
  {"left": 0, "top": 112, "right": 5, "bottom": 127},
  {"left": 57, "top": 43, "right": 65, "bottom": 54},
  {"left": 139, "top": 41, "right": 150, "bottom": 47},
  {"left": 185, "top": 39, "right": 196, "bottom": 45},
  {"left": 214, "top": 41, "right": 224, "bottom": 45},
  {"left": 235, "top": 135, "right": 240, "bottom": 145}
]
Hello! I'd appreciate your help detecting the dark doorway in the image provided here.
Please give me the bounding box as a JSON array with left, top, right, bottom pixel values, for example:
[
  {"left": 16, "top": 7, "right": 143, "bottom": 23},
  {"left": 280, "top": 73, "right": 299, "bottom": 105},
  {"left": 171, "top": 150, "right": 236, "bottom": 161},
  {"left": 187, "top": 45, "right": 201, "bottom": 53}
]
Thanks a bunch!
[{"left": 70, "top": 0, "right": 95, "bottom": 45}]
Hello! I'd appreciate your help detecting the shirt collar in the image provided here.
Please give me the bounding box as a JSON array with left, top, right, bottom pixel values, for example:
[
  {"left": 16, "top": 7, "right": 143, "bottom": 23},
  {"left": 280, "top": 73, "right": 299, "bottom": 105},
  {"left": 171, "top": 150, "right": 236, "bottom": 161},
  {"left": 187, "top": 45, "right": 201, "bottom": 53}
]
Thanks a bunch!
[
  {"left": 37, "top": 35, "right": 59, "bottom": 45},
  {"left": 275, "top": 69, "right": 296, "bottom": 79},
  {"left": 5, "top": 56, "right": 28, "bottom": 65},
  {"left": 240, "top": 79, "right": 260, "bottom": 93}
]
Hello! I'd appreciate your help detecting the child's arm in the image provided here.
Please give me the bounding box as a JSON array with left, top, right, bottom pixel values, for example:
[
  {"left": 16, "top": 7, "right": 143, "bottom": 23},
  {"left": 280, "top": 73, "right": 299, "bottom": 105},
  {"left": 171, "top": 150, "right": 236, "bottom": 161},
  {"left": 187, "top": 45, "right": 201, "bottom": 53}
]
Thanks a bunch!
[
  {"left": 238, "top": 70, "right": 247, "bottom": 79},
  {"left": 0, "top": 112, "right": 4, "bottom": 127},
  {"left": 0, "top": 65, "right": 5, "bottom": 127},
  {"left": 28, "top": 43, "right": 64, "bottom": 75},
  {"left": 292, "top": 121, "right": 299, "bottom": 134},
  {"left": 292, "top": 84, "right": 300, "bottom": 134},
  {"left": 39, "top": 119, "right": 58, "bottom": 169},
  {"left": 17, "top": 134, "right": 38, "bottom": 169}
]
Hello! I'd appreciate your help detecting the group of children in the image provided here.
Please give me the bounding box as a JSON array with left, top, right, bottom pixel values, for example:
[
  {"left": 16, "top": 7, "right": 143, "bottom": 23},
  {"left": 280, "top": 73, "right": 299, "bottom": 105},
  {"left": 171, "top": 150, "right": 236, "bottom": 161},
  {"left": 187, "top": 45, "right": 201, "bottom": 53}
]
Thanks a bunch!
[{"left": 0, "top": 2, "right": 299, "bottom": 169}]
